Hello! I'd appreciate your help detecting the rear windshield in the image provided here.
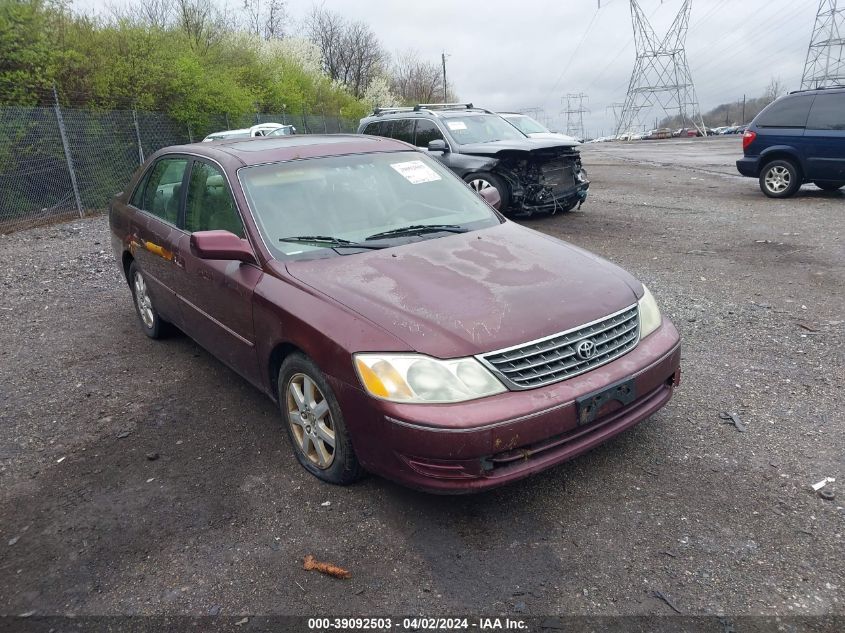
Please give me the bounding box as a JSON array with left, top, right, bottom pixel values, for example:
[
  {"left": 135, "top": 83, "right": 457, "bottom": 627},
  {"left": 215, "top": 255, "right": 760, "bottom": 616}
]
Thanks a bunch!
[
  {"left": 505, "top": 115, "right": 549, "bottom": 135},
  {"left": 755, "top": 95, "right": 814, "bottom": 128}
]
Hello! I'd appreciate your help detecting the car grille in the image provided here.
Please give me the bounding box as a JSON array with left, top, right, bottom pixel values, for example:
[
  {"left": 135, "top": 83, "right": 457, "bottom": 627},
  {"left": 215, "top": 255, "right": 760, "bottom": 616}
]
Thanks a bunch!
[
  {"left": 540, "top": 160, "right": 577, "bottom": 193},
  {"left": 477, "top": 305, "right": 640, "bottom": 389}
]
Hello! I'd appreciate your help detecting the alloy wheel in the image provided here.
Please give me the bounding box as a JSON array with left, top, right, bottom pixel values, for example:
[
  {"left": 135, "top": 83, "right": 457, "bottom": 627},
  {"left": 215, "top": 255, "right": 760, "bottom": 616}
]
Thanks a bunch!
[
  {"left": 133, "top": 272, "right": 155, "bottom": 329},
  {"left": 286, "top": 373, "right": 336, "bottom": 469},
  {"left": 468, "top": 178, "right": 494, "bottom": 193},
  {"left": 764, "top": 165, "right": 791, "bottom": 194}
]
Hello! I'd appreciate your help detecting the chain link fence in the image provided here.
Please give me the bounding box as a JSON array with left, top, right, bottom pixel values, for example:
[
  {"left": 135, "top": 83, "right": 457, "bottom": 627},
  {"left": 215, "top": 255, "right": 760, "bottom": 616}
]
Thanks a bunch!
[{"left": 0, "top": 105, "right": 358, "bottom": 233}]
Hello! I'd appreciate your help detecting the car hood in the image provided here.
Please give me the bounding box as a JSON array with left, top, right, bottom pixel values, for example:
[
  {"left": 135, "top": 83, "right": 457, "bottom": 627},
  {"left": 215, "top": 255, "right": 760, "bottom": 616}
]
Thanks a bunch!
[
  {"left": 285, "top": 223, "right": 642, "bottom": 359},
  {"left": 528, "top": 132, "right": 580, "bottom": 144},
  {"left": 457, "top": 138, "right": 580, "bottom": 156}
]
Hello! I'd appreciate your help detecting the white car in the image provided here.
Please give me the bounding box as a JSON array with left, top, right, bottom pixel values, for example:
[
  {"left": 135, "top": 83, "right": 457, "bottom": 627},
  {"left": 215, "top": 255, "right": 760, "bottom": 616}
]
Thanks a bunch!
[
  {"left": 202, "top": 123, "right": 296, "bottom": 142},
  {"left": 499, "top": 113, "right": 579, "bottom": 144}
]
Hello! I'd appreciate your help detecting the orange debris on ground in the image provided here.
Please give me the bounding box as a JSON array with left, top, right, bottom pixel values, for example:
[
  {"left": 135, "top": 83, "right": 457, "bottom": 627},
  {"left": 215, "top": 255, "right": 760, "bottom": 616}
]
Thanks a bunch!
[{"left": 303, "top": 554, "right": 351, "bottom": 579}]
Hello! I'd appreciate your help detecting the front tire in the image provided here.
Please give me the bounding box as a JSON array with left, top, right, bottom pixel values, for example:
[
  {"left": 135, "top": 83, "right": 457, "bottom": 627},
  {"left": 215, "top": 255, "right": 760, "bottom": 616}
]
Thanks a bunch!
[
  {"left": 464, "top": 172, "right": 510, "bottom": 212},
  {"left": 814, "top": 181, "right": 844, "bottom": 192},
  {"left": 759, "top": 159, "right": 801, "bottom": 198},
  {"left": 277, "top": 353, "right": 364, "bottom": 485},
  {"left": 128, "top": 262, "right": 166, "bottom": 339}
]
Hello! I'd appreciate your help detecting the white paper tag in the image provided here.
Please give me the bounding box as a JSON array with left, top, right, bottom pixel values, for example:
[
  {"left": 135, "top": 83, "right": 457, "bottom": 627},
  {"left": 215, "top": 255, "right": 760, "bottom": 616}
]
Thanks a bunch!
[
  {"left": 447, "top": 121, "right": 467, "bottom": 131},
  {"left": 389, "top": 160, "right": 442, "bottom": 184}
]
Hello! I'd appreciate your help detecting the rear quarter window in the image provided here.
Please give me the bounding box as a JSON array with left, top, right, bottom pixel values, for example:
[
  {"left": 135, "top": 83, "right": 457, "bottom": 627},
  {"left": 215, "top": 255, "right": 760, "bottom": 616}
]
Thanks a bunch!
[
  {"left": 806, "top": 93, "right": 845, "bottom": 131},
  {"left": 362, "top": 121, "right": 388, "bottom": 137},
  {"left": 755, "top": 95, "right": 814, "bottom": 128}
]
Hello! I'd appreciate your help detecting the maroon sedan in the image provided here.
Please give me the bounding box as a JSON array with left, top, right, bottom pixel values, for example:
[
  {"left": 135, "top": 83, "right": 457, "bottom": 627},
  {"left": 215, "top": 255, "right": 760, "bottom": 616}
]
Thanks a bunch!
[{"left": 110, "top": 135, "right": 680, "bottom": 493}]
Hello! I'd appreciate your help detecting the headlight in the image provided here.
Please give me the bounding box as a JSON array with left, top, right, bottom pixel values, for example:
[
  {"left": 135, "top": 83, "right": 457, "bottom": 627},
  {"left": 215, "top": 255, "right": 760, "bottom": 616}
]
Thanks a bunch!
[
  {"left": 354, "top": 353, "right": 507, "bottom": 403},
  {"left": 638, "top": 284, "right": 662, "bottom": 339}
]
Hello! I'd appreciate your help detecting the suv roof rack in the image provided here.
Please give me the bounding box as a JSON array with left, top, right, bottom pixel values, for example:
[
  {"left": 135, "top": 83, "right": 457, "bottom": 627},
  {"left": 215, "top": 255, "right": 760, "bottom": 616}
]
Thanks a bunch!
[
  {"left": 788, "top": 85, "right": 844, "bottom": 94},
  {"left": 372, "top": 106, "right": 415, "bottom": 115},
  {"left": 413, "top": 102, "right": 475, "bottom": 111}
]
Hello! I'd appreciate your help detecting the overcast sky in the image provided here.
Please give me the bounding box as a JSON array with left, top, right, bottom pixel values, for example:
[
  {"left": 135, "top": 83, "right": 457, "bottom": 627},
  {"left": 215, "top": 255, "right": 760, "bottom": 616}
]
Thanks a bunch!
[
  {"left": 281, "top": 0, "right": 819, "bottom": 135},
  {"left": 80, "top": 0, "right": 821, "bottom": 134}
]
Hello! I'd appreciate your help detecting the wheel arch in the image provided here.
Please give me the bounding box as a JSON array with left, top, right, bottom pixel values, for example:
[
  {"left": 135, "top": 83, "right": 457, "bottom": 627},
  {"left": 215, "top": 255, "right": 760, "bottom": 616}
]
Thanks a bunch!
[
  {"left": 268, "top": 341, "right": 306, "bottom": 401},
  {"left": 122, "top": 251, "right": 134, "bottom": 284},
  {"left": 759, "top": 149, "right": 804, "bottom": 180}
]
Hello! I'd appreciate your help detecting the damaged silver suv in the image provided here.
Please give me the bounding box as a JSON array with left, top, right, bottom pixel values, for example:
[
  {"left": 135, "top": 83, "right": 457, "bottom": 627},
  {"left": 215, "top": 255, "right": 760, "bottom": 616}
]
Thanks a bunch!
[{"left": 358, "top": 104, "right": 589, "bottom": 217}]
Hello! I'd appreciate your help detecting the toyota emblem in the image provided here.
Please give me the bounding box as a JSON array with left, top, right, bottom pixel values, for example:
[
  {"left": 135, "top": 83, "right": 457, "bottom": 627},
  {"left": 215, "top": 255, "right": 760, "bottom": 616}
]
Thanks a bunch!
[{"left": 575, "top": 339, "right": 596, "bottom": 360}]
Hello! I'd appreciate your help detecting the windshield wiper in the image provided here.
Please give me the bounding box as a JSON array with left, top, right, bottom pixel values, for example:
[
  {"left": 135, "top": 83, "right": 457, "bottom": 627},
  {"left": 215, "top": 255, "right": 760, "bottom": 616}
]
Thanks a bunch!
[
  {"left": 365, "top": 224, "right": 468, "bottom": 241},
  {"left": 278, "top": 235, "right": 388, "bottom": 250}
]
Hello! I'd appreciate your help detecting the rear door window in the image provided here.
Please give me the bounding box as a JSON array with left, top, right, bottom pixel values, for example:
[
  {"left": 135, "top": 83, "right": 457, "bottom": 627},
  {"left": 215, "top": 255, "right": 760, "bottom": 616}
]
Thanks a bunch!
[
  {"left": 756, "top": 95, "right": 814, "bottom": 128},
  {"left": 806, "top": 93, "right": 845, "bottom": 130},
  {"left": 390, "top": 119, "right": 414, "bottom": 144},
  {"left": 362, "top": 121, "right": 388, "bottom": 136},
  {"left": 414, "top": 119, "right": 444, "bottom": 147},
  {"left": 135, "top": 158, "right": 188, "bottom": 224}
]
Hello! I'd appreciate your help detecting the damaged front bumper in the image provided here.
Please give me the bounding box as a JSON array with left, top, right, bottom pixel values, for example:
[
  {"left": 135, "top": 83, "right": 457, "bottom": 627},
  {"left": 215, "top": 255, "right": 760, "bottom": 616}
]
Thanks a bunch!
[{"left": 333, "top": 319, "right": 680, "bottom": 493}]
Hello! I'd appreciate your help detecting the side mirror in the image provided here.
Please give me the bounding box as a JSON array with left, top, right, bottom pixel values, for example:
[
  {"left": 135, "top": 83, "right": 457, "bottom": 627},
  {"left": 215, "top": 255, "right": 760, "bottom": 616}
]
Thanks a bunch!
[
  {"left": 478, "top": 186, "right": 502, "bottom": 210},
  {"left": 190, "top": 230, "right": 256, "bottom": 264},
  {"left": 427, "top": 139, "right": 448, "bottom": 153}
]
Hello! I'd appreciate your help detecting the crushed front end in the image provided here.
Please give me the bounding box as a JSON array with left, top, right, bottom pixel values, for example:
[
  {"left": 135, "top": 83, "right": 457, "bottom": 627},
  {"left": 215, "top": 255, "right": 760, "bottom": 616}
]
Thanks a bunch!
[{"left": 496, "top": 147, "right": 589, "bottom": 216}]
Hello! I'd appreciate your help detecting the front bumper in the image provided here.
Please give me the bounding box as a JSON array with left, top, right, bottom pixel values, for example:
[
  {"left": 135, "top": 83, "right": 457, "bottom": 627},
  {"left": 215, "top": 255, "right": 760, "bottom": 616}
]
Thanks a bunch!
[
  {"left": 334, "top": 319, "right": 681, "bottom": 493},
  {"left": 736, "top": 156, "right": 759, "bottom": 178},
  {"left": 515, "top": 181, "right": 590, "bottom": 215}
]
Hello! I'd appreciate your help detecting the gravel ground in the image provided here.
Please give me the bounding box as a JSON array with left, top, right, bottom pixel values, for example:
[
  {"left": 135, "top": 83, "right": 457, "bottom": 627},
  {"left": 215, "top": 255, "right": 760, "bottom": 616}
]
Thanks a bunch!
[{"left": 0, "top": 137, "right": 843, "bottom": 621}]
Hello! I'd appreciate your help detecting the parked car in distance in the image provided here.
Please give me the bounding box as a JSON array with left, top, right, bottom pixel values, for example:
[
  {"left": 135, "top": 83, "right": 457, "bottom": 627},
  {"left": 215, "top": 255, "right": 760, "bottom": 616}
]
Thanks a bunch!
[
  {"left": 672, "top": 127, "right": 700, "bottom": 137},
  {"left": 203, "top": 123, "right": 295, "bottom": 142},
  {"left": 358, "top": 103, "right": 589, "bottom": 216},
  {"left": 109, "top": 134, "right": 680, "bottom": 493},
  {"left": 736, "top": 86, "right": 845, "bottom": 197},
  {"left": 646, "top": 128, "right": 672, "bottom": 140},
  {"left": 498, "top": 112, "right": 579, "bottom": 143}
]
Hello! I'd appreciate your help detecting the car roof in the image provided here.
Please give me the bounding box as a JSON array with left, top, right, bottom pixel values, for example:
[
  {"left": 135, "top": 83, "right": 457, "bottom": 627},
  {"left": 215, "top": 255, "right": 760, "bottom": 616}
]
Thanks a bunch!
[{"left": 154, "top": 134, "right": 413, "bottom": 168}]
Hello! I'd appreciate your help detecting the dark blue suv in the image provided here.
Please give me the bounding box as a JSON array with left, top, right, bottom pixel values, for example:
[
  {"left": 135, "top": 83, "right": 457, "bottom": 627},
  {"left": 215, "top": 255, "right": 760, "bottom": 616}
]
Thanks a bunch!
[{"left": 736, "top": 87, "right": 845, "bottom": 198}]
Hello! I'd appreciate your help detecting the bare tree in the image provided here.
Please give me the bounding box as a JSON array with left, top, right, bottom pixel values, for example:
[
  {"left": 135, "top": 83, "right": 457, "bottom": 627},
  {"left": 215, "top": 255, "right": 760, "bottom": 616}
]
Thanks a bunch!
[
  {"left": 107, "top": 0, "right": 174, "bottom": 28},
  {"left": 764, "top": 77, "right": 785, "bottom": 104},
  {"left": 174, "top": 0, "right": 227, "bottom": 52},
  {"left": 264, "top": 0, "right": 286, "bottom": 39},
  {"left": 390, "top": 50, "right": 447, "bottom": 104},
  {"left": 307, "top": 5, "right": 386, "bottom": 99}
]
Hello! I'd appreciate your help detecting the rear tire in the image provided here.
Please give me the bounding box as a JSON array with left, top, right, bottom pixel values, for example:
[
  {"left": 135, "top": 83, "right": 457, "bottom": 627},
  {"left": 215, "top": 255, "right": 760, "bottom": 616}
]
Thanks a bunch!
[
  {"left": 759, "top": 159, "right": 801, "bottom": 198},
  {"left": 464, "top": 172, "right": 511, "bottom": 212},
  {"left": 277, "top": 353, "right": 364, "bottom": 485},
  {"left": 128, "top": 262, "right": 166, "bottom": 339},
  {"left": 814, "top": 181, "right": 844, "bottom": 192}
]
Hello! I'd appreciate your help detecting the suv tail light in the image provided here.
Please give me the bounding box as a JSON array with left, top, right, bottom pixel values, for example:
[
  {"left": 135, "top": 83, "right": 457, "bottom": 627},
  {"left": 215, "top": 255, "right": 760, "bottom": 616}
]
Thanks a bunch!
[{"left": 742, "top": 130, "right": 757, "bottom": 152}]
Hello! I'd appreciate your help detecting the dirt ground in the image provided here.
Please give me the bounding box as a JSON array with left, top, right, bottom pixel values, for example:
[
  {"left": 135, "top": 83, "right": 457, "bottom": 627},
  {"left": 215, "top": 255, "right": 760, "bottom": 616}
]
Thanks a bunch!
[{"left": 1, "top": 137, "right": 843, "bottom": 621}]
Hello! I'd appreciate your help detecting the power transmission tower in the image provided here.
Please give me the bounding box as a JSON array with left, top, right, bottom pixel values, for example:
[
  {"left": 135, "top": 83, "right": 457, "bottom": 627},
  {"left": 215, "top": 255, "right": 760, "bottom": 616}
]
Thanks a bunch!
[
  {"left": 561, "top": 93, "right": 589, "bottom": 140},
  {"left": 616, "top": 0, "right": 705, "bottom": 137},
  {"left": 606, "top": 102, "right": 625, "bottom": 134},
  {"left": 801, "top": 0, "right": 845, "bottom": 89}
]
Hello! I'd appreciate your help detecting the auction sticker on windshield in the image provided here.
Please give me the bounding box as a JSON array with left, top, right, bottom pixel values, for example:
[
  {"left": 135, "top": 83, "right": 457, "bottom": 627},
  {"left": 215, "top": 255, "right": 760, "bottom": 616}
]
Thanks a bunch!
[
  {"left": 390, "top": 160, "right": 442, "bottom": 184},
  {"left": 446, "top": 121, "right": 467, "bottom": 131}
]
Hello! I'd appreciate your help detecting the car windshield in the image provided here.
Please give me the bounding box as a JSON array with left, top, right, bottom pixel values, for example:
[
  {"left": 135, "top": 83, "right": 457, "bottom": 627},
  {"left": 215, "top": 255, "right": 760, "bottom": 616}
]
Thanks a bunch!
[
  {"left": 441, "top": 114, "right": 526, "bottom": 144},
  {"left": 238, "top": 151, "right": 501, "bottom": 259},
  {"left": 505, "top": 115, "right": 549, "bottom": 135},
  {"left": 267, "top": 127, "right": 293, "bottom": 136}
]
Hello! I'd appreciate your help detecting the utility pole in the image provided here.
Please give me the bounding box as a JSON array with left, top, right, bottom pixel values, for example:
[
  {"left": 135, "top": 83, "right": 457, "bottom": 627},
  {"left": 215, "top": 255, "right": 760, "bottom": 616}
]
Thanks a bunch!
[
  {"left": 801, "top": 0, "right": 845, "bottom": 89},
  {"left": 441, "top": 51, "right": 449, "bottom": 101},
  {"left": 616, "top": 0, "right": 705, "bottom": 137},
  {"left": 741, "top": 94, "right": 746, "bottom": 124}
]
